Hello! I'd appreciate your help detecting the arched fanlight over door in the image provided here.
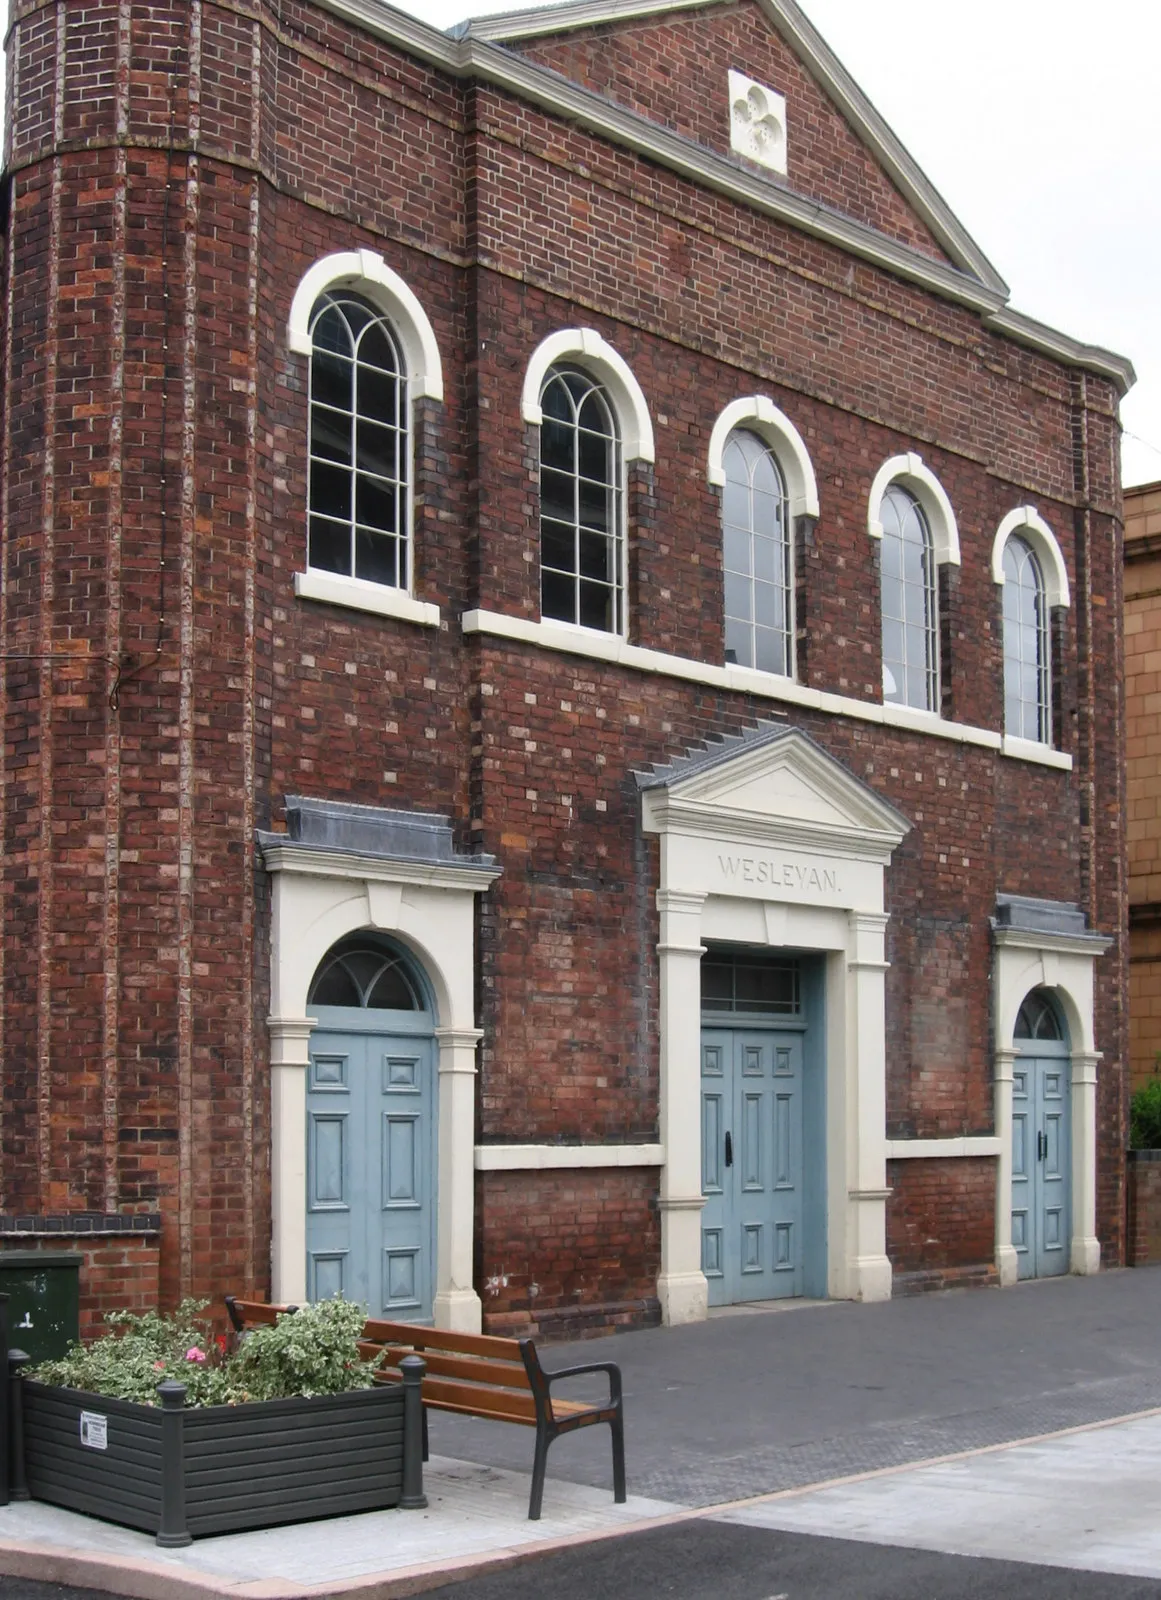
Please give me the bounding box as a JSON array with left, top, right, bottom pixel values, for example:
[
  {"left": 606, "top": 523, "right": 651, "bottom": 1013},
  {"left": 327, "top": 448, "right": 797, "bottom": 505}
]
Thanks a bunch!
[
  {"left": 1014, "top": 988, "right": 1064, "bottom": 1042},
  {"left": 308, "top": 935, "right": 424, "bottom": 1010}
]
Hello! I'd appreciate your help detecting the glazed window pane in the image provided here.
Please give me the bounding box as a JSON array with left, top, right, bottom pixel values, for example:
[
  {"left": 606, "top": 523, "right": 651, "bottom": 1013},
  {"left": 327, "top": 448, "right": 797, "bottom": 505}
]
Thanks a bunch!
[
  {"left": 1002, "top": 535, "right": 1051, "bottom": 743},
  {"left": 539, "top": 367, "right": 624, "bottom": 634},
  {"left": 720, "top": 430, "right": 792, "bottom": 676},
  {"left": 308, "top": 290, "right": 408, "bottom": 589},
  {"left": 880, "top": 485, "right": 937, "bottom": 711}
]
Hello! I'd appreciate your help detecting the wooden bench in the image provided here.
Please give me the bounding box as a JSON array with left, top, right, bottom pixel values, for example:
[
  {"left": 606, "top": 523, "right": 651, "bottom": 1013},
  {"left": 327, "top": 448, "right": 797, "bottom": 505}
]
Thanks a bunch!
[{"left": 224, "top": 1298, "right": 626, "bottom": 1520}]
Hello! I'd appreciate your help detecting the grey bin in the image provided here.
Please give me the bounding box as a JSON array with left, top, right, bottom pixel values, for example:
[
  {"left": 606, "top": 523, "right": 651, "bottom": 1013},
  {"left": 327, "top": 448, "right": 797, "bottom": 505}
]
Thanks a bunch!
[{"left": 0, "top": 1253, "right": 81, "bottom": 1362}]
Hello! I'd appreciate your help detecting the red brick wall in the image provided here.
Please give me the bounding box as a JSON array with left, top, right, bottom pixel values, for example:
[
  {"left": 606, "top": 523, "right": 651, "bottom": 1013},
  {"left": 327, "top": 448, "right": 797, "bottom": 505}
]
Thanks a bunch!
[
  {"left": 0, "top": 1232, "right": 162, "bottom": 1342},
  {"left": 886, "top": 1159, "right": 998, "bottom": 1291},
  {"left": 0, "top": 0, "right": 1127, "bottom": 1325},
  {"left": 475, "top": 1169, "right": 660, "bottom": 1337},
  {"left": 514, "top": 0, "right": 952, "bottom": 262},
  {"left": 1126, "top": 1152, "right": 1161, "bottom": 1267}
]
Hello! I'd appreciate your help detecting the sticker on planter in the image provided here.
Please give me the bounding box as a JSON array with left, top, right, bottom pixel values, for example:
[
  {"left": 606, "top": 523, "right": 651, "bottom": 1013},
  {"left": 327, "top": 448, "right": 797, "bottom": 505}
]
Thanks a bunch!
[{"left": 79, "top": 1411, "right": 108, "bottom": 1450}]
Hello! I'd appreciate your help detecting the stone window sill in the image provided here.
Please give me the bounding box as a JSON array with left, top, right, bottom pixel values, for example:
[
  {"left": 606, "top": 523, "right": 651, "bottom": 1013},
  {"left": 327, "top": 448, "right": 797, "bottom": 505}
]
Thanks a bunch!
[
  {"left": 295, "top": 569, "right": 441, "bottom": 628},
  {"left": 461, "top": 607, "right": 1073, "bottom": 769},
  {"left": 1001, "top": 733, "right": 1072, "bottom": 770}
]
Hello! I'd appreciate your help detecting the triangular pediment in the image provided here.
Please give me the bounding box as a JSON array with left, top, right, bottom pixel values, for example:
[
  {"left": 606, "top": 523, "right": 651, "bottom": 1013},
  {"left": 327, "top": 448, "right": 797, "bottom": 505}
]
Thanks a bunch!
[
  {"left": 464, "top": 0, "right": 1005, "bottom": 291},
  {"left": 638, "top": 722, "right": 910, "bottom": 858}
]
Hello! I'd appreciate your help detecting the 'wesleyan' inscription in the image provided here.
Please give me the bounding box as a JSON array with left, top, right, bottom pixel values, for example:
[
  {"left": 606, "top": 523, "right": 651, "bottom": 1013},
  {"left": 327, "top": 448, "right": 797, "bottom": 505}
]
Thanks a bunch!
[{"left": 719, "top": 854, "right": 840, "bottom": 894}]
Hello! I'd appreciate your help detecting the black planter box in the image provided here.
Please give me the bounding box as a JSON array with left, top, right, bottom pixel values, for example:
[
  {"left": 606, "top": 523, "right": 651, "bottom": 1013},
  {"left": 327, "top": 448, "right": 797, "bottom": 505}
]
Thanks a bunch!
[
  {"left": 0, "top": 1294, "right": 425, "bottom": 1543},
  {"left": 18, "top": 1378, "right": 419, "bottom": 1543}
]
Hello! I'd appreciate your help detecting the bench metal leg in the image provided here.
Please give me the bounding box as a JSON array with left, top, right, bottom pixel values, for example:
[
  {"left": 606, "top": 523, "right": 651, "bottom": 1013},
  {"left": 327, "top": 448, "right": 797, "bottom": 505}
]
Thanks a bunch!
[
  {"left": 528, "top": 1425, "right": 551, "bottom": 1521},
  {"left": 610, "top": 1413, "right": 626, "bottom": 1504}
]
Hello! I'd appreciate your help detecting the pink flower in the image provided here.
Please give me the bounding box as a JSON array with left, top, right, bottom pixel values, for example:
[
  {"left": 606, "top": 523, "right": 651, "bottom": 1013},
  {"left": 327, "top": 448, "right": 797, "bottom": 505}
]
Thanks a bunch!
[
  {"left": 185, "top": 1346, "right": 207, "bottom": 1363},
  {"left": 153, "top": 1360, "right": 166, "bottom": 1371}
]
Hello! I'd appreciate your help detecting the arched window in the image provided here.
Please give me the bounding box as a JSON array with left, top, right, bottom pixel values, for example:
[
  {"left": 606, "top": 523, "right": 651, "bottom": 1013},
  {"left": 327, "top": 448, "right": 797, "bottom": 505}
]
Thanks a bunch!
[
  {"left": 308, "top": 935, "right": 424, "bottom": 1011},
  {"left": 1015, "top": 989, "right": 1064, "bottom": 1042},
  {"left": 539, "top": 365, "right": 624, "bottom": 634},
  {"left": 880, "top": 484, "right": 938, "bottom": 711},
  {"left": 991, "top": 508, "right": 1068, "bottom": 748},
  {"left": 307, "top": 290, "right": 408, "bottom": 589},
  {"left": 721, "top": 431, "right": 793, "bottom": 675},
  {"left": 1003, "top": 535, "right": 1050, "bottom": 743}
]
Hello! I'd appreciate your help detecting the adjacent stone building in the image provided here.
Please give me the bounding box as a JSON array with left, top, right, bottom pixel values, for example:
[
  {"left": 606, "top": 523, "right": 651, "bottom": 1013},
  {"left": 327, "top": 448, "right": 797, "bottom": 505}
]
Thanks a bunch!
[
  {"left": 1125, "top": 480, "right": 1161, "bottom": 1091},
  {"left": 0, "top": 0, "right": 1133, "bottom": 1337}
]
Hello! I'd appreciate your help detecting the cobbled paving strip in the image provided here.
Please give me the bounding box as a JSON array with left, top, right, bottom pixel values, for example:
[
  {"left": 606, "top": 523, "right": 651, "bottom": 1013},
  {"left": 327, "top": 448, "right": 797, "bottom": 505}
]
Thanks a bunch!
[{"left": 635, "top": 1370, "right": 1161, "bottom": 1506}]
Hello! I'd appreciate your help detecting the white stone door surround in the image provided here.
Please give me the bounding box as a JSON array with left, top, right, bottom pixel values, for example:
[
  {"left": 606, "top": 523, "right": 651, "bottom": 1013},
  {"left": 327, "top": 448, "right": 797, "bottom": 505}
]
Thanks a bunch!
[
  {"left": 991, "top": 897, "right": 1112, "bottom": 1286},
  {"left": 259, "top": 799, "right": 500, "bottom": 1332},
  {"left": 638, "top": 723, "right": 911, "bottom": 1325}
]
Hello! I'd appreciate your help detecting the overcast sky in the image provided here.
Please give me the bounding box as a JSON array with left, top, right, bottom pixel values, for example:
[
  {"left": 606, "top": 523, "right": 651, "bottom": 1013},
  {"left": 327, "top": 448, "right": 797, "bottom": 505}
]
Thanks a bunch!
[{"left": 399, "top": 0, "right": 1160, "bottom": 489}]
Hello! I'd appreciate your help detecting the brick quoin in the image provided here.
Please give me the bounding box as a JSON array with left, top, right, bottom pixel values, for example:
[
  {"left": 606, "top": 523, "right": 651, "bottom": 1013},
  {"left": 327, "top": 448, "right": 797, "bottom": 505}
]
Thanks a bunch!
[{"left": 0, "top": 0, "right": 1129, "bottom": 1336}]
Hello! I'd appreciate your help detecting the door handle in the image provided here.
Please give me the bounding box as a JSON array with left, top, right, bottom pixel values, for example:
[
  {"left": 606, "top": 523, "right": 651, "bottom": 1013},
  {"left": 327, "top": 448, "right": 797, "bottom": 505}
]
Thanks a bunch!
[
  {"left": 1037, "top": 1130, "right": 1047, "bottom": 1161},
  {"left": 724, "top": 1131, "right": 733, "bottom": 1168}
]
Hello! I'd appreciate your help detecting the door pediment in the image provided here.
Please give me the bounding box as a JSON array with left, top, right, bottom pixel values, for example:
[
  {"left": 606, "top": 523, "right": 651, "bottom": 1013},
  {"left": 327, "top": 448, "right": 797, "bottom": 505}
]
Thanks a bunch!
[{"left": 638, "top": 722, "right": 910, "bottom": 861}]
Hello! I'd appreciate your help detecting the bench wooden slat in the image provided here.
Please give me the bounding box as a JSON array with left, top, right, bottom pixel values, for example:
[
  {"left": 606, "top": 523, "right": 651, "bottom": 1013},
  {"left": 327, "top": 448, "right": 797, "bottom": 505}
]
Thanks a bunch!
[
  {"left": 371, "top": 1365, "right": 594, "bottom": 1421},
  {"left": 361, "top": 1318, "right": 521, "bottom": 1361},
  {"left": 360, "top": 1343, "right": 527, "bottom": 1389},
  {"left": 225, "top": 1298, "right": 289, "bottom": 1331},
  {"left": 401, "top": 1374, "right": 538, "bottom": 1422}
]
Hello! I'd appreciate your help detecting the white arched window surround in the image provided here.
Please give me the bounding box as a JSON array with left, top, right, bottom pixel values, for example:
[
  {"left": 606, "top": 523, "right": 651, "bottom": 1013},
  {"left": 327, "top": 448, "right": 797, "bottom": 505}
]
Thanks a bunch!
[
  {"left": 288, "top": 250, "right": 443, "bottom": 628},
  {"left": 288, "top": 248, "right": 444, "bottom": 402},
  {"left": 990, "top": 507, "right": 1070, "bottom": 609},
  {"left": 521, "top": 329, "right": 654, "bottom": 464},
  {"left": 867, "top": 453, "right": 960, "bottom": 567},
  {"left": 707, "top": 396, "right": 819, "bottom": 520}
]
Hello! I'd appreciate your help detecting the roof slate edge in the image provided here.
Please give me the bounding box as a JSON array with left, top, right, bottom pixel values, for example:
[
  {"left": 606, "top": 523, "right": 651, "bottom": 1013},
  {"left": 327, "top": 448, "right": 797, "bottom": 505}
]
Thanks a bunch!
[{"left": 311, "top": 0, "right": 1132, "bottom": 390}]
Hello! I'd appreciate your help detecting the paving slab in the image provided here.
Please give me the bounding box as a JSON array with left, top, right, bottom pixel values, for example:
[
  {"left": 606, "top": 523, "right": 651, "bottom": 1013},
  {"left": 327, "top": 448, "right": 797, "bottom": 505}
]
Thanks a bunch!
[
  {"left": 717, "top": 1408, "right": 1161, "bottom": 1581},
  {"left": 0, "top": 1456, "right": 680, "bottom": 1598}
]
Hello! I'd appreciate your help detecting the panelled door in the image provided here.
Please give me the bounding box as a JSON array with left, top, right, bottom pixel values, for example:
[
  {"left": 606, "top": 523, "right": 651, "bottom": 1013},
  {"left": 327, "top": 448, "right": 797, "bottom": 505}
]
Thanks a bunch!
[
  {"left": 701, "top": 1028, "right": 805, "bottom": 1304},
  {"left": 307, "top": 1024, "right": 437, "bottom": 1317},
  {"left": 1011, "top": 990, "right": 1071, "bottom": 1281},
  {"left": 304, "top": 934, "right": 438, "bottom": 1322}
]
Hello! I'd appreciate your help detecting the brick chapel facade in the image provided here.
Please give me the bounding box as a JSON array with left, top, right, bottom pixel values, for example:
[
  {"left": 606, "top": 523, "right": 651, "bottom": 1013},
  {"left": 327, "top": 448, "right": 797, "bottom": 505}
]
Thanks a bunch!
[{"left": 0, "top": 0, "right": 1133, "bottom": 1337}]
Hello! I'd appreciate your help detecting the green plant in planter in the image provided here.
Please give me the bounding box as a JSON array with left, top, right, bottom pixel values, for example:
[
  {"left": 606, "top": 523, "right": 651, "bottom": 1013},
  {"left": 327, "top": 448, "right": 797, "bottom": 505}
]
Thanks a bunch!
[
  {"left": 1130, "top": 1077, "right": 1161, "bottom": 1151},
  {"left": 30, "top": 1296, "right": 374, "bottom": 1406},
  {"left": 229, "top": 1295, "right": 375, "bottom": 1400}
]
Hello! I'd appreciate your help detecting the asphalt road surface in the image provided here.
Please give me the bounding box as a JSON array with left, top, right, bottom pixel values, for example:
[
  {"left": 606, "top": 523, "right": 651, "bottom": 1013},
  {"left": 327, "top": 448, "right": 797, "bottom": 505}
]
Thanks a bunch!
[
  {"left": 7, "top": 1521, "right": 1161, "bottom": 1600},
  {"left": 408, "top": 1522, "right": 1161, "bottom": 1599}
]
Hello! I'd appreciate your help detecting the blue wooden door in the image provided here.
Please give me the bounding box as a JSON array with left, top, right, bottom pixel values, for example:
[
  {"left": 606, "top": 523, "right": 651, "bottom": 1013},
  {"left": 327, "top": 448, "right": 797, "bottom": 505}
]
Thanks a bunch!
[
  {"left": 306, "top": 1016, "right": 437, "bottom": 1320},
  {"left": 1011, "top": 1047, "right": 1071, "bottom": 1280},
  {"left": 701, "top": 1028, "right": 804, "bottom": 1304}
]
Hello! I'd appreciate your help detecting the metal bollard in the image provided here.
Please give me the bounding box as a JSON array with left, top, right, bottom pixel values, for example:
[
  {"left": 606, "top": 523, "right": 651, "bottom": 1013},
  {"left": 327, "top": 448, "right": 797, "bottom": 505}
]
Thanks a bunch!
[
  {"left": 0, "top": 1294, "right": 8, "bottom": 1506},
  {"left": 7, "top": 1352, "right": 30, "bottom": 1501},
  {"left": 156, "top": 1381, "right": 192, "bottom": 1547},
  {"left": 399, "top": 1355, "right": 427, "bottom": 1510}
]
